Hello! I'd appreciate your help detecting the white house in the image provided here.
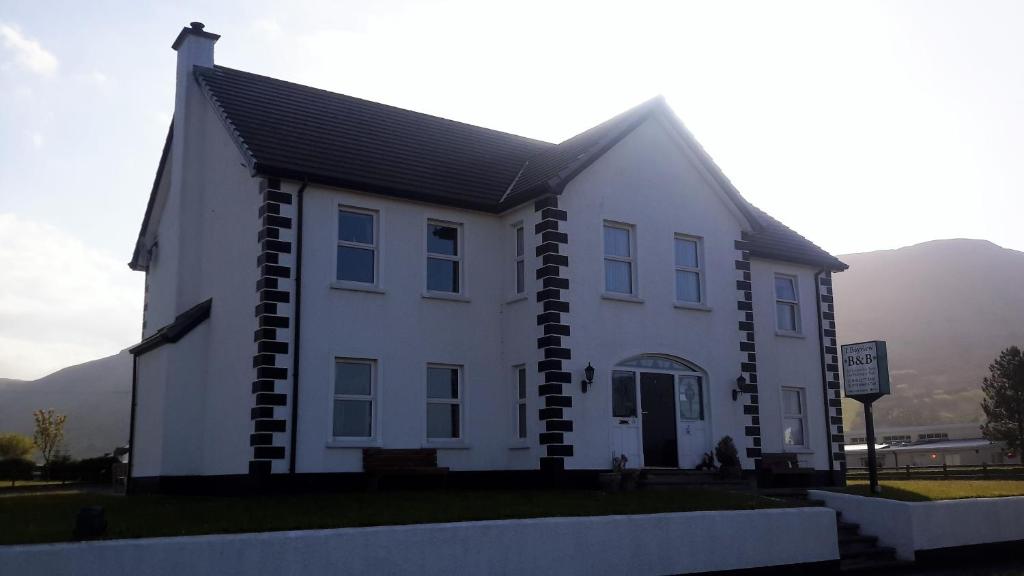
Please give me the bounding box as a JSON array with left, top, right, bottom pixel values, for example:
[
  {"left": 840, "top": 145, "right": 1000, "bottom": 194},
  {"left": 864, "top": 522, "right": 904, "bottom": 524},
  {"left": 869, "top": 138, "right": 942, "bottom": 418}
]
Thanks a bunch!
[{"left": 126, "top": 22, "right": 849, "bottom": 492}]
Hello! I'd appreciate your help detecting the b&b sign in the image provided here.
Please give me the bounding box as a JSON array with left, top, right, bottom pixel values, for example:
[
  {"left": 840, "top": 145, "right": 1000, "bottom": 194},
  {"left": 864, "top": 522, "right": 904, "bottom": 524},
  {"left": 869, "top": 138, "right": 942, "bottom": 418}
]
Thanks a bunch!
[{"left": 841, "top": 340, "right": 891, "bottom": 399}]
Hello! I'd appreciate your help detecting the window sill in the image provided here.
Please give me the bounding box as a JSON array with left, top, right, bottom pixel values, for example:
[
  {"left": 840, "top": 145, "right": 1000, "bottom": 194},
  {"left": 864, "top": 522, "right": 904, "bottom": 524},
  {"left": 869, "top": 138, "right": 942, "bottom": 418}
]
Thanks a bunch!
[
  {"left": 674, "top": 302, "right": 711, "bottom": 312},
  {"left": 508, "top": 443, "right": 530, "bottom": 450},
  {"left": 326, "top": 438, "right": 381, "bottom": 449},
  {"left": 775, "top": 330, "right": 806, "bottom": 339},
  {"left": 330, "top": 281, "right": 386, "bottom": 294},
  {"left": 506, "top": 294, "right": 528, "bottom": 304},
  {"left": 782, "top": 447, "right": 814, "bottom": 454},
  {"left": 422, "top": 291, "right": 471, "bottom": 303},
  {"left": 422, "top": 441, "right": 471, "bottom": 450},
  {"left": 601, "top": 292, "right": 644, "bottom": 304}
]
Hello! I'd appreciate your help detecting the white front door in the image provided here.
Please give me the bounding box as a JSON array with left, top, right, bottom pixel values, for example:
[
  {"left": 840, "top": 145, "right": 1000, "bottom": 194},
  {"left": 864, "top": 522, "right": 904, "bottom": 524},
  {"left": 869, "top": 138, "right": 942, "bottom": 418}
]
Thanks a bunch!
[
  {"left": 610, "top": 370, "right": 642, "bottom": 468},
  {"left": 676, "top": 375, "right": 708, "bottom": 468}
]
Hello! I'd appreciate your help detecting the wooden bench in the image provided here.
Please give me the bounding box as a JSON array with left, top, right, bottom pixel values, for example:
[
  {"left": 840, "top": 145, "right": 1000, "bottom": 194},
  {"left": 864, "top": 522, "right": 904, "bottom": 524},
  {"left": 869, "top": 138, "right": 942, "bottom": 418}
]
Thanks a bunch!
[
  {"left": 757, "top": 453, "right": 815, "bottom": 487},
  {"left": 362, "top": 448, "right": 449, "bottom": 490}
]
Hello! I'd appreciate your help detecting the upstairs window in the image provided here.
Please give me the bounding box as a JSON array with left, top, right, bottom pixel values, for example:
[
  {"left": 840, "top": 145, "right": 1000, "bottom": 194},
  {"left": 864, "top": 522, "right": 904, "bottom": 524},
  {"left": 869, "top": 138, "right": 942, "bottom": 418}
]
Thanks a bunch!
[
  {"left": 337, "top": 208, "right": 377, "bottom": 284},
  {"left": 603, "top": 222, "right": 635, "bottom": 295},
  {"left": 514, "top": 224, "right": 525, "bottom": 295},
  {"left": 427, "top": 221, "right": 462, "bottom": 294},
  {"left": 674, "top": 235, "right": 703, "bottom": 304},
  {"left": 774, "top": 274, "right": 800, "bottom": 333}
]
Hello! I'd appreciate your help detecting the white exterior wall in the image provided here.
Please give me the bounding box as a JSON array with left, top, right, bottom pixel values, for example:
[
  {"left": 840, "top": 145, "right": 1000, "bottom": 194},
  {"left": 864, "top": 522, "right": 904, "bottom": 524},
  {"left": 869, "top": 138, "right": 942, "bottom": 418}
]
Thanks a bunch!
[
  {"left": 0, "top": 508, "right": 838, "bottom": 576},
  {"left": 133, "top": 69, "right": 260, "bottom": 479},
  {"left": 297, "top": 188, "right": 519, "bottom": 472},
  {"left": 812, "top": 491, "right": 1024, "bottom": 560},
  {"left": 751, "top": 259, "right": 831, "bottom": 470}
]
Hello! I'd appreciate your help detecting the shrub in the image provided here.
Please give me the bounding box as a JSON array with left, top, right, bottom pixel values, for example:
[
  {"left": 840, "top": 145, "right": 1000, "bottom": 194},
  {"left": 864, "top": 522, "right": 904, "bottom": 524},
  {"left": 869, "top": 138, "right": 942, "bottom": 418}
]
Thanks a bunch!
[
  {"left": 715, "top": 436, "right": 741, "bottom": 478},
  {"left": 46, "top": 455, "right": 79, "bottom": 482},
  {"left": 0, "top": 458, "right": 35, "bottom": 485},
  {"left": 0, "top": 433, "right": 35, "bottom": 460}
]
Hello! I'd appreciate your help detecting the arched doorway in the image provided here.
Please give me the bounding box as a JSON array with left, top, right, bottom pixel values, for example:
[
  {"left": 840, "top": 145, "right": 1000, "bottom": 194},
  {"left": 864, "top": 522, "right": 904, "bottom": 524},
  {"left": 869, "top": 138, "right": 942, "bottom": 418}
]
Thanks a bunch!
[{"left": 610, "top": 354, "right": 709, "bottom": 469}]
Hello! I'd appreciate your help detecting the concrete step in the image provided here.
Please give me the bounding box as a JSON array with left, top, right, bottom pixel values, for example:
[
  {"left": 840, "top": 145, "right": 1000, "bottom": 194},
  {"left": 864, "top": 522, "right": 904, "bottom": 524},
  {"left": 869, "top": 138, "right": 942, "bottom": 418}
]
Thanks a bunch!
[
  {"left": 840, "top": 545, "right": 897, "bottom": 561},
  {"left": 839, "top": 539, "right": 885, "bottom": 555},
  {"left": 840, "top": 556, "right": 911, "bottom": 573},
  {"left": 838, "top": 533, "right": 877, "bottom": 546}
]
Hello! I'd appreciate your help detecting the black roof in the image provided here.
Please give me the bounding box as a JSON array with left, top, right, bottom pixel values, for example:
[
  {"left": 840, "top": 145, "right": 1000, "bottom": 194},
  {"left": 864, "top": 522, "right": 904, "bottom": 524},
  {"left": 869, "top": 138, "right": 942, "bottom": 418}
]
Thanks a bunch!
[
  {"left": 135, "top": 65, "right": 845, "bottom": 271},
  {"left": 129, "top": 298, "right": 212, "bottom": 356}
]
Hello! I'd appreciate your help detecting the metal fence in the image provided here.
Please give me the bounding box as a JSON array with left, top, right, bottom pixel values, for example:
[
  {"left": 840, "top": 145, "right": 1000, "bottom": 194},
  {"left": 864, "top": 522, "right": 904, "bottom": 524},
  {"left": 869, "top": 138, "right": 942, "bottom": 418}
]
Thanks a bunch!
[{"left": 846, "top": 463, "right": 1024, "bottom": 480}]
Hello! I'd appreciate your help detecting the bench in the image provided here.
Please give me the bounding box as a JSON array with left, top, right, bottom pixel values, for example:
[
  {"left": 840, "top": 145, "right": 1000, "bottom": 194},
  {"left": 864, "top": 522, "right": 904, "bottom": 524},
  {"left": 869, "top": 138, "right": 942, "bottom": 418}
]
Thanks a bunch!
[
  {"left": 362, "top": 448, "right": 449, "bottom": 490},
  {"left": 757, "top": 453, "right": 815, "bottom": 487}
]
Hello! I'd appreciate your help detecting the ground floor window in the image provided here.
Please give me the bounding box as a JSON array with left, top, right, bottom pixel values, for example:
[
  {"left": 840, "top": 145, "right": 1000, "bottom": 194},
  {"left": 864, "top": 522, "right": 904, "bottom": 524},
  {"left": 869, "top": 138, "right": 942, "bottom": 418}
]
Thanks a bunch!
[
  {"left": 781, "top": 387, "right": 807, "bottom": 447},
  {"left": 514, "top": 366, "right": 527, "bottom": 439},
  {"left": 427, "top": 364, "right": 462, "bottom": 440},
  {"left": 333, "top": 359, "right": 375, "bottom": 438},
  {"left": 612, "top": 370, "right": 638, "bottom": 417}
]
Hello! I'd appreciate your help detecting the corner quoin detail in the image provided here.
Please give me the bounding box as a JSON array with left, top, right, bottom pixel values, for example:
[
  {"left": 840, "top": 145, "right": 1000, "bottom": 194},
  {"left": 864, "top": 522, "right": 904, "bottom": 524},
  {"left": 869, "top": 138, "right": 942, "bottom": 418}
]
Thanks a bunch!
[
  {"left": 734, "top": 240, "right": 762, "bottom": 465},
  {"left": 534, "top": 195, "right": 574, "bottom": 471},
  {"left": 818, "top": 272, "right": 846, "bottom": 475},
  {"left": 250, "top": 178, "right": 294, "bottom": 475}
]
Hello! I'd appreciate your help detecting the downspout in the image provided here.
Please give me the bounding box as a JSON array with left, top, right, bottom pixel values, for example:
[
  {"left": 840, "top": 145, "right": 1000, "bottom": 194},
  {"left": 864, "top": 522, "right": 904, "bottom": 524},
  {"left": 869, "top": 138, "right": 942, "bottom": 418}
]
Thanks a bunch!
[
  {"left": 127, "top": 353, "right": 138, "bottom": 494},
  {"left": 814, "top": 268, "right": 836, "bottom": 485},
  {"left": 288, "top": 179, "right": 308, "bottom": 474}
]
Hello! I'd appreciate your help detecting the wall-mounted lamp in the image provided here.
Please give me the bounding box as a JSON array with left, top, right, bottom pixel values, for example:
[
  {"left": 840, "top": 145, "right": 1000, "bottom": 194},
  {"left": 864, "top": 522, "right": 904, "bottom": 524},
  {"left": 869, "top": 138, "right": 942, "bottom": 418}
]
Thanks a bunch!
[
  {"left": 732, "top": 375, "right": 748, "bottom": 401},
  {"left": 581, "top": 362, "right": 595, "bottom": 393}
]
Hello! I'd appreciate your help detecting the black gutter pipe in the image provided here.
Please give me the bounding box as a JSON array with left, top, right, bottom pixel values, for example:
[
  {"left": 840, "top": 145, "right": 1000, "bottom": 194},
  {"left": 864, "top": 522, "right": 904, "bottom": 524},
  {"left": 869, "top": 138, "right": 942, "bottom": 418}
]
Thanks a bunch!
[
  {"left": 288, "top": 179, "right": 308, "bottom": 474},
  {"left": 814, "top": 268, "right": 837, "bottom": 485},
  {"left": 126, "top": 353, "right": 138, "bottom": 494}
]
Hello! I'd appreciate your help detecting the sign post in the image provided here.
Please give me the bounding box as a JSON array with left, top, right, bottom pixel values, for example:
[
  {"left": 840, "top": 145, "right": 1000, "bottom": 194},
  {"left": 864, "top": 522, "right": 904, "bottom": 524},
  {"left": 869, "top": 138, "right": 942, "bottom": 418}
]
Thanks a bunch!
[{"left": 841, "top": 340, "right": 891, "bottom": 495}]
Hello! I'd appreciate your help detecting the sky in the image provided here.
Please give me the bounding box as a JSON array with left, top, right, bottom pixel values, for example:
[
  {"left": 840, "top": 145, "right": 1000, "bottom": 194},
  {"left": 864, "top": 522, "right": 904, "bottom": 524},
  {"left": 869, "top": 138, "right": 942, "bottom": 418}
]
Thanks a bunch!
[{"left": 1, "top": 0, "right": 1023, "bottom": 380}]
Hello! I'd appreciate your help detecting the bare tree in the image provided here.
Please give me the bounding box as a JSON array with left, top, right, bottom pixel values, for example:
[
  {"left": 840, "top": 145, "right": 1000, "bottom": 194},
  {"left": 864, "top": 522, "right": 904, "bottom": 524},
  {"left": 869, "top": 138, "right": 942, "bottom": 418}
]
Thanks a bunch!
[{"left": 33, "top": 409, "right": 67, "bottom": 470}]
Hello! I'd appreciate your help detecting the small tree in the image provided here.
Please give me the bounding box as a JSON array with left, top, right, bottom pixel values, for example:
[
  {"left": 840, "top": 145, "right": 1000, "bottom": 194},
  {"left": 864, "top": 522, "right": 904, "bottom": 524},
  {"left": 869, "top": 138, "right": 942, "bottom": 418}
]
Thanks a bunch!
[
  {"left": 0, "top": 433, "right": 35, "bottom": 460},
  {"left": 33, "top": 409, "right": 68, "bottom": 472},
  {"left": 981, "top": 346, "right": 1024, "bottom": 457}
]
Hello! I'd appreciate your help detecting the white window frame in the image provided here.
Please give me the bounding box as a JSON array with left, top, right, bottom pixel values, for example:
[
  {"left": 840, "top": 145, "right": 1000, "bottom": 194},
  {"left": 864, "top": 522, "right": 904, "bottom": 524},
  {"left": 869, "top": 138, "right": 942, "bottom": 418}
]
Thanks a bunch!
[
  {"left": 673, "top": 234, "right": 705, "bottom": 306},
  {"left": 426, "top": 363, "right": 463, "bottom": 442},
  {"left": 513, "top": 365, "right": 528, "bottom": 441},
  {"left": 513, "top": 222, "right": 525, "bottom": 296},
  {"left": 336, "top": 206, "right": 379, "bottom": 287},
  {"left": 603, "top": 221, "right": 637, "bottom": 296},
  {"left": 425, "top": 220, "right": 464, "bottom": 296},
  {"left": 331, "top": 358, "right": 377, "bottom": 442},
  {"left": 781, "top": 386, "right": 808, "bottom": 449},
  {"left": 774, "top": 274, "right": 801, "bottom": 335}
]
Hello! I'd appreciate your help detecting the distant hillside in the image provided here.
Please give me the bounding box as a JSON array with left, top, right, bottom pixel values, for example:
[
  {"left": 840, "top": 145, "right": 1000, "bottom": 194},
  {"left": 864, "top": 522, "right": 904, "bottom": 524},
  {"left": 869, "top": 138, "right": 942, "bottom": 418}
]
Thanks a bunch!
[
  {"left": 0, "top": 352, "right": 131, "bottom": 459},
  {"left": 835, "top": 239, "right": 1024, "bottom": 431}
]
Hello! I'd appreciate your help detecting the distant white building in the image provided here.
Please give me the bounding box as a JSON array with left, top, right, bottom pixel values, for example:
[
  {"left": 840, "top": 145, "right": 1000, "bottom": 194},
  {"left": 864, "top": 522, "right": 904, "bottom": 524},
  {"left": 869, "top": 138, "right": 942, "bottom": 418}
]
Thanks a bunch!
[
  {"left": 126, "top": 23, "right": 849, "bottom": 492},
  {"left": 845, "top": 423, "right": 1019, "bottom": 467}
]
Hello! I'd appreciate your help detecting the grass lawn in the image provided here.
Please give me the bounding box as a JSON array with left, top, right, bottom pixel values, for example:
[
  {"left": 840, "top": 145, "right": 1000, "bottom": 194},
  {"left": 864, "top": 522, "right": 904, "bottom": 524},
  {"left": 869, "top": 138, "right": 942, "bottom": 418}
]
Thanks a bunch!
[
  {"left": 0, "top": 488, "right": 790, "bottom": 545},
  {"left": 0, "top": 480, "right": 74, "bottom": 490},
  {"left": 837, "top": 479, "right": 1024, "bottom": 501}
]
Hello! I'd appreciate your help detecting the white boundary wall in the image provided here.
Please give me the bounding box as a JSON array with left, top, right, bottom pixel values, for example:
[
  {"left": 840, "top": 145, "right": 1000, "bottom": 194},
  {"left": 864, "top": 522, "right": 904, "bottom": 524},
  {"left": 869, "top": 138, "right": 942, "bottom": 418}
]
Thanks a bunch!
[
  {"left": 810, "top": 491, "right": 1024, "bottom": 561},
  {"left": 0, "top": 508, "right": 837, "bottom": 576}
]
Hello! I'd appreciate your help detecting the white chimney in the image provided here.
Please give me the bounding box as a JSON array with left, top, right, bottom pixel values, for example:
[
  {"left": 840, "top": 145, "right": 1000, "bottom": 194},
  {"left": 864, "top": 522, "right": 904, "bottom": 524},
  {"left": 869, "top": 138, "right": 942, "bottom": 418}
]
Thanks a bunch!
[{"left": 171, "top": 22, "right": 219, "bottom": 125}]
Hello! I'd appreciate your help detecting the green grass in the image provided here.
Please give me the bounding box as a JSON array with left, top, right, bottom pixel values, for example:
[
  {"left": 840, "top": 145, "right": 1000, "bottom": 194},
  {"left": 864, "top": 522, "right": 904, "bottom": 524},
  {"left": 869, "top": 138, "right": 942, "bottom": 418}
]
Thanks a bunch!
[
  {"left": 837, "top": 479, "right": 1024, "bottom": 501},
  {"left": 0, "top": 488, "right": 790, "bottom": 545}
]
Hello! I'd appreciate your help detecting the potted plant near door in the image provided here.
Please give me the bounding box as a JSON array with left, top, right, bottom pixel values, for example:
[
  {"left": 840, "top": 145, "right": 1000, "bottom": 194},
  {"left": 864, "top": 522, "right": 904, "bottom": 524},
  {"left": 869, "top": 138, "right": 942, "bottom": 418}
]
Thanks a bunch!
[
  {"left": 599, "top": 454, "right": 639, "bottom": 492},
  {"left": 715, "top": 436, "right": 742, "bottom": 479}
]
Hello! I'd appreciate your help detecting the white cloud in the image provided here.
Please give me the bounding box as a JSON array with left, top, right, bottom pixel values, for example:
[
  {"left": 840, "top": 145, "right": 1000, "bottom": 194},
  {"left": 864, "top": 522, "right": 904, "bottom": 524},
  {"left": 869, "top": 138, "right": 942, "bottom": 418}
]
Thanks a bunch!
[
  {"left": 0, "top": 23, "right": 58, "bottom": 77},
  {"left": 0, "top": 214, "right": 142, "bottom": 380}
]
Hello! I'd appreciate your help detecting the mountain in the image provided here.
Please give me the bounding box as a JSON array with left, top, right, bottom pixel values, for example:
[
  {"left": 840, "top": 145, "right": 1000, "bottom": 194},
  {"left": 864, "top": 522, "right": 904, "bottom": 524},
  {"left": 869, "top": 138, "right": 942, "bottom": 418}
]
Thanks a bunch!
[
  {"left": 834, "top": 239, "right": 1024, "bottom": 430},
  {"left": 0, "top": 351, "right": 131, "bottom": 459}
]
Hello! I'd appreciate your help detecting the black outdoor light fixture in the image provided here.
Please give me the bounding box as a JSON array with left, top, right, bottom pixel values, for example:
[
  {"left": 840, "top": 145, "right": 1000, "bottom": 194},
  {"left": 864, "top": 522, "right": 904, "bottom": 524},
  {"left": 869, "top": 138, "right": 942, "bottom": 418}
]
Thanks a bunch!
[
  {"left": 581, "top": 362, "right": 595, "bottom": 393},
  {"left": 732, "top": 375, "right": 748, "bottom": 401}
]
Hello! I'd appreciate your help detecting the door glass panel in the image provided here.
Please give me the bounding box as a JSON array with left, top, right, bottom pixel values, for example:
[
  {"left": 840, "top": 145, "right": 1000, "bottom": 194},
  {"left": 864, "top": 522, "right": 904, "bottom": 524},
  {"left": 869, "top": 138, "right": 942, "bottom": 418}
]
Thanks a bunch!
[
  {"left": 678, "top": 375, "right": 703, "bottom": 420},
  {"left": 612, "top": 370, "right": 637, "bottom": 417}
]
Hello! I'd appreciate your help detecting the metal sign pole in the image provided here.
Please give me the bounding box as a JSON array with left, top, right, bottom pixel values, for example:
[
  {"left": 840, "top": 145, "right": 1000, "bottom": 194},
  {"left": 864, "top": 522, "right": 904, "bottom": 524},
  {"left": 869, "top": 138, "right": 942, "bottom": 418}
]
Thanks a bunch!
[{"left": 863, "top": 398, "right": 880, "bottom": 494}]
